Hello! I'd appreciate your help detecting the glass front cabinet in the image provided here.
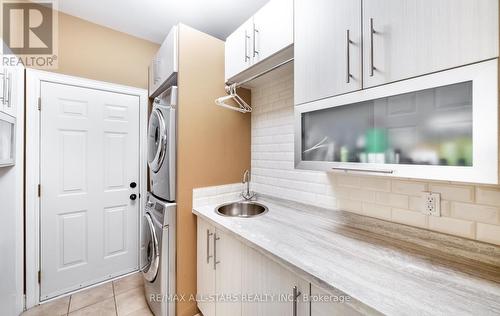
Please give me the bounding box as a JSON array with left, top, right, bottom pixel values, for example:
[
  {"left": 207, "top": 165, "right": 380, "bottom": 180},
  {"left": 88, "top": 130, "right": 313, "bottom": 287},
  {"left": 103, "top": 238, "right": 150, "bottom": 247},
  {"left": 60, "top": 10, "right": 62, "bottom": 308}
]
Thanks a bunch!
[{"left": 295, "top": 60, "right": 498, "bottom": 184}]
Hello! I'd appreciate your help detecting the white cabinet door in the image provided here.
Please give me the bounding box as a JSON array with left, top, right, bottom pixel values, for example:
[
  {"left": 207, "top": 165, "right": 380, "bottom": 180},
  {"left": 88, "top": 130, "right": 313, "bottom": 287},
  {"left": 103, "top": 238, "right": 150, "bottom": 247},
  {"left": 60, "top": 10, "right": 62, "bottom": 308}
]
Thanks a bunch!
[
  {"left": 149, "top": 26, "right": 178, "bottom": 97},
  {"left": 196, "top": 218, "right": 216, "bottom": 316},
  {"left": 253, "top": 0, "right": 293, "bottom": 63},
  {"left": 363, "top": 0, "right": 499, "bottom": 88},
  {"left": 295, "top": 0, "right": 362, "bottom": 105},
  {"left": 242, "top": 246, "right": 309, "bottom": 316},
  {"left": 214, "top": 229, "right": 242, "bottom": 316},
  {"left": 311, "top": 284, "right": 364, "bottom": 316},
  {"left": 225, "top": 18, "right": 253, "bottom": 81}
]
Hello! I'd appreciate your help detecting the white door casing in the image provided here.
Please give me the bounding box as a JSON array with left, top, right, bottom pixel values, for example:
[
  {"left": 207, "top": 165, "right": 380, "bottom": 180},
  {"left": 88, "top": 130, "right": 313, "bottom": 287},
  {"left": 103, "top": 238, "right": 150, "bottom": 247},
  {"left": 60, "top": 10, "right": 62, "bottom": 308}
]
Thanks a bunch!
[{"left": 26, "top": 69, "right": 148, "bottom": 307}]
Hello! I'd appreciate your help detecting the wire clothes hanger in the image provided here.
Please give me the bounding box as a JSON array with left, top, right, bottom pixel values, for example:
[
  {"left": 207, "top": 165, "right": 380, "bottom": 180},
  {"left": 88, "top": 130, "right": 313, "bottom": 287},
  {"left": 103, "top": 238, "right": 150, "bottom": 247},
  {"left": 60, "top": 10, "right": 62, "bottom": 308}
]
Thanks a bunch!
[
  {"left": 215, "top": 83, "right": 252, "bottom": 113},
  {"left": 215, "top": 58, "right": 294, "bottom": 113}
]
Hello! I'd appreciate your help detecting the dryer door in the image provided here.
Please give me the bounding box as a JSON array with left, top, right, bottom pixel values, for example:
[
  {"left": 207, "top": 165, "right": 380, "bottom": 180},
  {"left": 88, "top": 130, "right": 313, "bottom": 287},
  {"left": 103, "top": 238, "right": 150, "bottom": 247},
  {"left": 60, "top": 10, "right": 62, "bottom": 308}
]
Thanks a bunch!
[
  {"left": 142, "top": 212, "right": 160, "bottom": 282},
  {"left": 147, "top": 108, "right": 167, "bottom": 173}
]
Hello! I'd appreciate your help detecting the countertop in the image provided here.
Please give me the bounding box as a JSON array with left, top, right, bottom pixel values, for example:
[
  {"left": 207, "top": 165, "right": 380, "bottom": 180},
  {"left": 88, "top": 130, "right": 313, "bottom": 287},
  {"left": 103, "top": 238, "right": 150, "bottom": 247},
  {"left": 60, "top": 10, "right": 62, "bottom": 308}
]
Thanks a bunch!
[{"left": 192, "top": 195, "right": 500, "bottom": 316}]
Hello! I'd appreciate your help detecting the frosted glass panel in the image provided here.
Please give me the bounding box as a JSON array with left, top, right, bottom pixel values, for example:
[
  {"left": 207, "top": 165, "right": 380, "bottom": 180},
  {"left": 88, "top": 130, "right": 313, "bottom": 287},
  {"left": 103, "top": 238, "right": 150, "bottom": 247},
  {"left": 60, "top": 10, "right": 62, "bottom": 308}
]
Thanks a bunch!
[{"left": 302, "top": 81, "right": 473, "bottom": 166}]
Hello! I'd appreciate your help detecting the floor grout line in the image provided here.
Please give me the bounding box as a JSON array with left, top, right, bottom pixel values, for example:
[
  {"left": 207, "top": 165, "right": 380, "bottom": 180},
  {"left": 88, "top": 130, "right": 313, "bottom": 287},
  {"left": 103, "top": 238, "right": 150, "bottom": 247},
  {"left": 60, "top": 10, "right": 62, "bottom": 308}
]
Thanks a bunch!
[
  {"left": 112, "top": 281, "right": 118, "bottom": 316},
  {"left": 66, "top": 295, "right": 72, "bottom": 316}
]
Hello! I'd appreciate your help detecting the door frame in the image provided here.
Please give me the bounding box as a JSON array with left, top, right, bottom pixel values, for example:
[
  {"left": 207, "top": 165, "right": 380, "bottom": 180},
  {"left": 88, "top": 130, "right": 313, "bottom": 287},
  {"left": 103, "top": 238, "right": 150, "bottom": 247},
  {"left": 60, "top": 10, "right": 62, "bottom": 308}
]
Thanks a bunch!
[{"left": 25, "top": 69, "right": 148, "bottom": 308}]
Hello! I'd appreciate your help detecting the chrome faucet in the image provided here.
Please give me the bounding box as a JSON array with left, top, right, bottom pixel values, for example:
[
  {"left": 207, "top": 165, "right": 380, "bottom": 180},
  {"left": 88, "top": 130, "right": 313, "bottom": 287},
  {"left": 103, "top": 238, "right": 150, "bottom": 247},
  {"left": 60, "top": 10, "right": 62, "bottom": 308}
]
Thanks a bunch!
[{"left": 241, "top": 169, "right": 256, "bottom": 200}]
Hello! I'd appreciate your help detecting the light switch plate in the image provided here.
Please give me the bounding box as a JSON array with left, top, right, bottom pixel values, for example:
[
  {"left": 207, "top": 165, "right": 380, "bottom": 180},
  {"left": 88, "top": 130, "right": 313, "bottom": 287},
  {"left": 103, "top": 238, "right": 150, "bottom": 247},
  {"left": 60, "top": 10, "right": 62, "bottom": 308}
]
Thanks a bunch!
[{"left": 422, "top": 192, "right": 441, "bottom": 217}]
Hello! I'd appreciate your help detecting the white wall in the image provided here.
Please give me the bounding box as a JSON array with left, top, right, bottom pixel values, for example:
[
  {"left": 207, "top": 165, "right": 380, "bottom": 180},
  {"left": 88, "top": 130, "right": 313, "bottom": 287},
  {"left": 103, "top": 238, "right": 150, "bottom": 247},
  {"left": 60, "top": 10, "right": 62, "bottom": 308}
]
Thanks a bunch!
[
  {"left": 0, "top": 66, "right": 25, "bottom": 315},
  {"left": 250, "top": 70, "right": 500, "bottom": 246}
]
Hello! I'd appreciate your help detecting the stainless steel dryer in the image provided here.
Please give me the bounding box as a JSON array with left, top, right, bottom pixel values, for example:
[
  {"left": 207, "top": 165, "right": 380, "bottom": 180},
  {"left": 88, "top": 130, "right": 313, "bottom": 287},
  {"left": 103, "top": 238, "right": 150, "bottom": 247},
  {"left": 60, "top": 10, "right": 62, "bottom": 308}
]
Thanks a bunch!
[
  {"left": 143, "top": 193, "right": 176, "bottom": 316},
  {"left": 148, "top": 86, "right": 177, "bottom": 202}
]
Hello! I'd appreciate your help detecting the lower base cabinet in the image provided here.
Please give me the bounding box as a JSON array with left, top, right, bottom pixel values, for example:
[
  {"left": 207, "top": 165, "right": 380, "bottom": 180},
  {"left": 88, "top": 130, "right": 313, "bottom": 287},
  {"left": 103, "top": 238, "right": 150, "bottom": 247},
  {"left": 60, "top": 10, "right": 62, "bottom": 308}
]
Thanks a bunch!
[
  {"left": 196, "top": 217, "right": 376, "bottom": 316},
  {"left": 242, "top": 246, "right": 309, "bottom": 316}
]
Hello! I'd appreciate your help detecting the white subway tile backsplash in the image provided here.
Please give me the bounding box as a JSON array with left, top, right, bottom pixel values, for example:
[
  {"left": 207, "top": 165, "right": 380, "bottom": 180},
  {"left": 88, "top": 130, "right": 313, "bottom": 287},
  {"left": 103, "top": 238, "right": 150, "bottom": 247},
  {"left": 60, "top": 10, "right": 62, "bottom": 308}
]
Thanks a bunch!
[
  {"left": 429, "top": 184, "right": 475, "bottom": 203},
  {"left": 392, "top": 180, "right": 428, "bottom": 196},
  {"left": 476, "top": 187, "right": 500, "bottom": 206},
  {"left": 249, "top": 72, "right": 500, "bottom": 244},
  {"left": 428, "top": 216, "right": 475, "bottom": 239},
  {"left": 391, "top": 208, "right": 428, "bottom": 228},
  {"left": 476, "top": 223, "right": 500, "bottom": 245},
  {"left": 360, "top": 177, "right": 391, "bottom": 192},
  {"left": 375, "top": 192, "right": 409, "bottom": 209},
  {"left": 451, "top": 202, "right": 499, "bottom": 224},
  {"left": 362, "top": 203, "right": 392, "bottom": 220},
  {"left": 336, "top": 175, "right": 361, "bottom": 188}
]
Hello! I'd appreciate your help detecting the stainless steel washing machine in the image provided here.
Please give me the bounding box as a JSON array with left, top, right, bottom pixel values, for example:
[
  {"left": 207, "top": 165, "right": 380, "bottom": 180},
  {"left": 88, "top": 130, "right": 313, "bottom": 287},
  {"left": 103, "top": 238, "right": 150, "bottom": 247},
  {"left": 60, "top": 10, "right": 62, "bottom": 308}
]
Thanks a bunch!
[
  {"left": 143, "top": 193, "right": 176, "bottom": 316},
  {"left": 148, "top": 86, "right": 177, "bottom": 202}
]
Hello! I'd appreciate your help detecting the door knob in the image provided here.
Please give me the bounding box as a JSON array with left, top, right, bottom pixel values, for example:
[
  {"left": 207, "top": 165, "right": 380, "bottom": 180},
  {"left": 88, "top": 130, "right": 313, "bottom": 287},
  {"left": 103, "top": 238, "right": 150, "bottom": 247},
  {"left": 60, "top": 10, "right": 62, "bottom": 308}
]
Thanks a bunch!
[
  {"left": 130, "top": 182, "right": 137, "bottom": 188},
  {"left": 130, "top": 194, "right": 137, "bottom": 201}
]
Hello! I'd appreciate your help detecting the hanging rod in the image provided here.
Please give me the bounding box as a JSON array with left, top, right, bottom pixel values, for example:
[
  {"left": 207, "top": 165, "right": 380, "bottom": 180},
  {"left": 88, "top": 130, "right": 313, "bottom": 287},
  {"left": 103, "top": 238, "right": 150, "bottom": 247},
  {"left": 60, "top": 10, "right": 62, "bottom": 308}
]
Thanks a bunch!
[
  {"left": 215, "top": 58, "right": 294, "bottom": 113},
  {"left": 228, "top": 57, "right": 294, "bottom": 88}
]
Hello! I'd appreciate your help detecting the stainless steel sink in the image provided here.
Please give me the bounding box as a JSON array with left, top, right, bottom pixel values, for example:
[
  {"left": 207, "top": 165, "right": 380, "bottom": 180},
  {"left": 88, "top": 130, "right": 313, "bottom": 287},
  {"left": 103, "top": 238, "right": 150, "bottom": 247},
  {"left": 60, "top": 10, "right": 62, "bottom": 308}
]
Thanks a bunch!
[{"left": 216, "top": 201, "right": 268, "bottom": 218}]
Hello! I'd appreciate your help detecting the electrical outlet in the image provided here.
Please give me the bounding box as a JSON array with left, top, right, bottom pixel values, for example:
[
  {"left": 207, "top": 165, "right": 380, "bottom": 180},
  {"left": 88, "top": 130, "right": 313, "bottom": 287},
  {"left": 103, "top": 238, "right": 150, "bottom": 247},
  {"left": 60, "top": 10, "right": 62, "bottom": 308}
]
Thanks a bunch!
[{"left": 422, "top": 192, "right": 441, "bottom": 217}]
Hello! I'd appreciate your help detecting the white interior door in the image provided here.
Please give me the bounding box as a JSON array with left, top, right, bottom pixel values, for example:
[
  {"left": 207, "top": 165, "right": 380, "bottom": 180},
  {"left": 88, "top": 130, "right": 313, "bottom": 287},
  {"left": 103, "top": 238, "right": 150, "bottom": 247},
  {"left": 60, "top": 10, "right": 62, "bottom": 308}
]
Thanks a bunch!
[{"left": 40, "top": 81, "right": 140, "bottom": 300}]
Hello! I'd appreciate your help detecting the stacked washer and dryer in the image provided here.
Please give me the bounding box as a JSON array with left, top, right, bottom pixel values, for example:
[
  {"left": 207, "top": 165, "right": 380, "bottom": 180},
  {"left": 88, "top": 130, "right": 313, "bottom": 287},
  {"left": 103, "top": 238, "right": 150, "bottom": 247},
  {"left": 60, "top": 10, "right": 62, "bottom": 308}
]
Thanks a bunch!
[
  {"left": 143, "top": 25, "right": 178, "bottom": 316},
  {"left": 143, "top": 86, "right": 177, "bottom": 316}
]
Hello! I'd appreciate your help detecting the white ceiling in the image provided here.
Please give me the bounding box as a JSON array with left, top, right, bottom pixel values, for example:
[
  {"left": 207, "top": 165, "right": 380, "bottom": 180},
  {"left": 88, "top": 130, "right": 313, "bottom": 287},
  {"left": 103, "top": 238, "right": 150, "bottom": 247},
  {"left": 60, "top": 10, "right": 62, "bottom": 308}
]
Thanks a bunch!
[{"left": 58, "top": 0, "right": 270, "bottom": 43}]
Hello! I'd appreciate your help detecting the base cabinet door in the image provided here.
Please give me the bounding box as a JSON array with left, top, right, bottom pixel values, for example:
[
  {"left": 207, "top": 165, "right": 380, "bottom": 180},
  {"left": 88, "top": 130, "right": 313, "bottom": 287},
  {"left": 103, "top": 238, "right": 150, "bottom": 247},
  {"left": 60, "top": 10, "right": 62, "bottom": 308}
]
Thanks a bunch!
[
  {"left": 363, "top": 0, "right": 499, "bottom": 88},
  {"left": 311, "top": 284, "right": 366, "bottom": 316},
  {"left": 196, "top": 219, "right": 216, "bottom": 316},
  {"left": 214, "top": 229, "right": 243, "bottom": 316},
  {"left": 242, "top": 246, "right": 309, "bottom": 316}
]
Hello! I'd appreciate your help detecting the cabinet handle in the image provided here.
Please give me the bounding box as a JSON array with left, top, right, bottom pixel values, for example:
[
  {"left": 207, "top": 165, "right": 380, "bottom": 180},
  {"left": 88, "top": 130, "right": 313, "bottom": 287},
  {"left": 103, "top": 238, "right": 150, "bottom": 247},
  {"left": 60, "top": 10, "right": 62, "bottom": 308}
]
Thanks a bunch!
[
  {"left": 253, "top": 23, "right": 259, "bottom": 58},
  {"left": 244, "top": 31, "right": 251, "bottom": 62},
  {"left": 369, "top": 18, "right": 376, "bottom": 77},
  {"left": 292, "top": 286, "right": 301, "bottom": 316},
  {"left": 0, "top": 71, "right": 6, "bottom": 105},
  {"left": 331, "top": 167, "right": 394, "bottom": 174},
  {"left": 6, "top": 73, "right": 11, "bottom": 108},
  {"left": 213, "top": 233, "right": 220, "bottom": 270},
  {"left": 206, "top": 229, "right": 213, "bottom": 264},
  {"left": 346, "top": 29, "right": 351, "bottom": 83}
]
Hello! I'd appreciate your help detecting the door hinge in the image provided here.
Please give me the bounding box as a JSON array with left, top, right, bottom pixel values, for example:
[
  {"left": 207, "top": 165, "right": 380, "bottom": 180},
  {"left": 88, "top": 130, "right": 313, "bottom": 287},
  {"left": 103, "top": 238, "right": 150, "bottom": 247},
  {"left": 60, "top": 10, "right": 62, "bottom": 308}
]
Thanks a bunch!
[
  {"left": 37, "top": 270, "right": 41, "bottom": 284},
  {"left": 37, "top": 97, "right": 41, "bottom": 110},
  {"left": 37, "top": 184, "right": 41, "bottom": 197}
]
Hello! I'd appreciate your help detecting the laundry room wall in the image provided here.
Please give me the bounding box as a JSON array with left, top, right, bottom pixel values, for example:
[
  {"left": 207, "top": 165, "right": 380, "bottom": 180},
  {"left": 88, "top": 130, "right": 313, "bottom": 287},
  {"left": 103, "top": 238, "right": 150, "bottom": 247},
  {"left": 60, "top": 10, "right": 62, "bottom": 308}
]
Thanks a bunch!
[
  {"left": 176, "top": 24, "right": 251, "bottom": 316},
  {"left": 54, "top": 12, "right": 159, "bottom": 89},
  {"left": 19, "top": 7, "right": 159, "bottom": 89}
]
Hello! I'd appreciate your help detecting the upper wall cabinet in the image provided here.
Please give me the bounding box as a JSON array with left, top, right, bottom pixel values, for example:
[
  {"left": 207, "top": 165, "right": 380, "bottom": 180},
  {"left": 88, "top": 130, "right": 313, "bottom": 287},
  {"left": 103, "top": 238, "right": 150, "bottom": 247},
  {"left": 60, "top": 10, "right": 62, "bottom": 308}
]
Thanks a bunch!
[
  {"left": 295, "top": 60, "right": 498, "bottom": 184},
  {"left": 363, "top": 0, "right": 499, "bottom": 88},
  {"left": 149, "top": 25, "right": 178, "bottom": 97},
  {"left": 225, "top": 18, "right": 254, "bottom": 82},
  {"left": 295, "top": 0, "right": 499, "bottom": 105},
  {"left": 252, "top": 0, "right": 294, "bottom": 63},
  {"left": 225, "top": 0, "right": 293, "bottom": 83},
  {"left": 295, "top": 0, "right": 362, "bottom": 105}
]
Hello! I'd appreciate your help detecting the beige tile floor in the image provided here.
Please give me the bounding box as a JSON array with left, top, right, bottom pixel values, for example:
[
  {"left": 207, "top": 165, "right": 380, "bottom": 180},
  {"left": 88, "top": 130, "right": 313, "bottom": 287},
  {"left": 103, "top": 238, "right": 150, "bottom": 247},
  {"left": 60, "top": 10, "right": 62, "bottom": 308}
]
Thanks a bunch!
[{"left": 22, "top": 272, "right": 153, "bottom": 316}]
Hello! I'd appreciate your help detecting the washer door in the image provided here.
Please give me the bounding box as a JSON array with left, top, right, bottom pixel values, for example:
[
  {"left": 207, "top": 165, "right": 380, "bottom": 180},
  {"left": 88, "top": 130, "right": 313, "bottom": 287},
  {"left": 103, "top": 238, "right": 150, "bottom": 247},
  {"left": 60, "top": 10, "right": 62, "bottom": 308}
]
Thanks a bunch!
[
  {"left": 147, "top": 108, "right": 167, "bottom": 173},
  {"left": 142, "top": 212, "right": 160, "bottom": 282}
]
